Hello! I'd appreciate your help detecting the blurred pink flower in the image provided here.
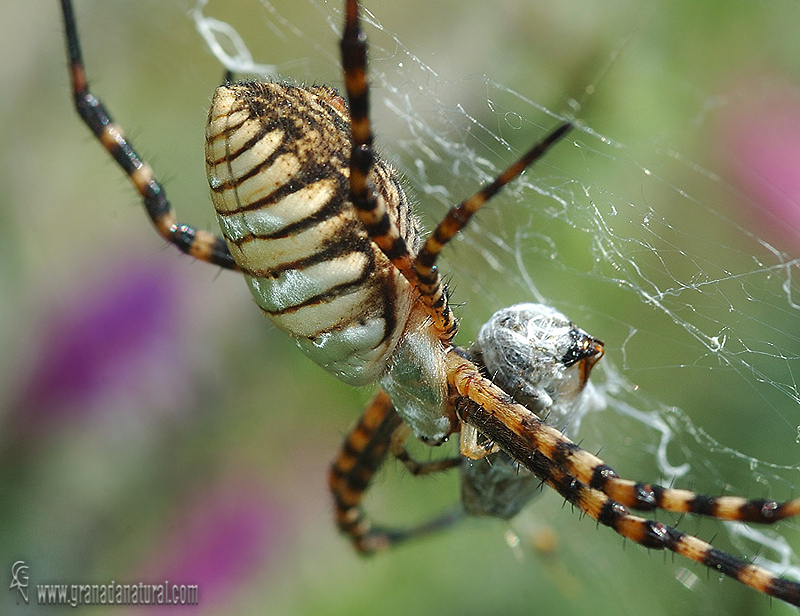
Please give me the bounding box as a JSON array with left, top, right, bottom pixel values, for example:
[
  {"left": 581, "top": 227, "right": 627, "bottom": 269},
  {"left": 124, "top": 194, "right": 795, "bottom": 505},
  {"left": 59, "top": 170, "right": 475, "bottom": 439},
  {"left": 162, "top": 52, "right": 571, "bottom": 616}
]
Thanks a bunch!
[
  {"left": 12, "top": 256, "right": 187, "bottom": 428},
  {"left": 141, "top": 480, "right": 285, "bottom": 611},
  {"left": 714, "top": 78, "right": 800, "bottom": 252}
]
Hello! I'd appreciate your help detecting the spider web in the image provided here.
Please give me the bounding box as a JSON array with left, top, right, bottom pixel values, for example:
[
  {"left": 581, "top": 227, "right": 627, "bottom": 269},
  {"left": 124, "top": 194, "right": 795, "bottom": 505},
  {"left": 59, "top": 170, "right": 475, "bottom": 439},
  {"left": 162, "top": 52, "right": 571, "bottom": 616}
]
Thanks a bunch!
[{"left": 191, "top": 0, "right": 800, "bottom": 607}]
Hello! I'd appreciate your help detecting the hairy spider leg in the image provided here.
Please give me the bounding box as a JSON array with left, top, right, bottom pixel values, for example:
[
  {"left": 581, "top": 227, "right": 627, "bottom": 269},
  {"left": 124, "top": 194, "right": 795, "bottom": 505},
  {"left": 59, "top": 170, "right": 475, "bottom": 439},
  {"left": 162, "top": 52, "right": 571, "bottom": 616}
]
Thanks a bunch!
[
  {"left": 340, "top": 0, "right": 571, "bottom": 341},
  {"left": 413, "top": 122, "right": 572, "bottom": 341},
  {"left": 446, "top": 351, "right": 800, "bottom": 523},
  {"left": 60, "top": 0, "right": 237, "bottom": 270},
  {"left": 339, "top": 2, "right": 420, "bottom": 289},
  {"left": 450, "top": 351, "right": 800, "bottom": 606},
  {"left": 329, "top": 390, "right": 463, "bottom": 553}
]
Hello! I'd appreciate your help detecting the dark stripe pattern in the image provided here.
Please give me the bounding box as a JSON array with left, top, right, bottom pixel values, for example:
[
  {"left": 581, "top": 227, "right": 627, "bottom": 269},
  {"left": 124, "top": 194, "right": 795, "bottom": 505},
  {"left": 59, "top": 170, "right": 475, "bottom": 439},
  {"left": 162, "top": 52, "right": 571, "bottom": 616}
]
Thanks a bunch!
[{"left": 206, "top": 81, "right": 421, "bottom": 385}]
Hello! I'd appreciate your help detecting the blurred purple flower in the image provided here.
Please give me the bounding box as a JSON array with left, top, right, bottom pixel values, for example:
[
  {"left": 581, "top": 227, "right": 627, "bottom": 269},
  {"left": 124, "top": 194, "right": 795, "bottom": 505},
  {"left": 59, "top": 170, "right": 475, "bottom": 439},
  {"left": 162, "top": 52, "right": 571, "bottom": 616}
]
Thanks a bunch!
[
  {"left": 714, "top": 79, "right": 800, "bottom": 251},
  {"left": 13, "top": 256, "right": 185, "bottom": 426},
  {"left": 142, "top": 480, "right": 285, "bottom": 610}
]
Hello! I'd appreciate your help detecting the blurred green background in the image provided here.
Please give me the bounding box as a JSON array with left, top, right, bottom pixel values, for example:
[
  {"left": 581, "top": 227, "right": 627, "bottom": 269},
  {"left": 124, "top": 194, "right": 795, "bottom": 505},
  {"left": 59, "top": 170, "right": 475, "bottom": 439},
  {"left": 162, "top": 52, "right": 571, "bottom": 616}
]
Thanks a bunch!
[{"left": 3, "top": 1, "right": 800, "bottom": 614}]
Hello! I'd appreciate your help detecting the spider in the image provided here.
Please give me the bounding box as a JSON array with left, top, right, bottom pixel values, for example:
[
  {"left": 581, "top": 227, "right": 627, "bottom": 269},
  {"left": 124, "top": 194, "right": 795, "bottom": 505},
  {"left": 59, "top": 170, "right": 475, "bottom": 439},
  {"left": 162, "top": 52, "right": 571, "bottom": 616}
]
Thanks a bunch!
[{"left": 60, "top": 0, "right": 800, "bottom": 605}]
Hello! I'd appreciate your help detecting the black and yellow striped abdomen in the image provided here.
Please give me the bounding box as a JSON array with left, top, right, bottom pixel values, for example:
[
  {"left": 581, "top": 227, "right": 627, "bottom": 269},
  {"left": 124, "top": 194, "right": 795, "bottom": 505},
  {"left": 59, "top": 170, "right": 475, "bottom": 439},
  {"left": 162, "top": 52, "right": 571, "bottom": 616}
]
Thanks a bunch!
[{"left": 205, "top": 82, "right": 419, "bottom": 385}]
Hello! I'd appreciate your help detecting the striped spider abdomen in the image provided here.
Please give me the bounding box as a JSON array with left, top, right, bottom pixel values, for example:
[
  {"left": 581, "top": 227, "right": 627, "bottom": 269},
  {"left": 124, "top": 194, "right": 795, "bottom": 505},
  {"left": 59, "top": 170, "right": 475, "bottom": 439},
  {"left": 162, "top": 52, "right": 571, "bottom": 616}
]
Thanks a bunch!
[{"left": 206, "top": 82, "right": 420, "bottom": 386}]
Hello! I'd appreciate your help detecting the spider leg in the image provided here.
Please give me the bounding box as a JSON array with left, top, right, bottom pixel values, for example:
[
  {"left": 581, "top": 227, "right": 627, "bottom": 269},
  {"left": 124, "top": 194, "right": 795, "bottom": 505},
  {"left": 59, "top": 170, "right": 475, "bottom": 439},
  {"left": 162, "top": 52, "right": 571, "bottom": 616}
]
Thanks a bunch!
[
  {"left": 446, "top": 350, "right": 800, "bottom": 523},
  {"left": 389, "top": 422, "right": 462, "bottom": 476},
  {"left": 329, "top": 390, "right": 463, "bottom": 553},
  {"left": 459, "top": 422, "right": 500, "bottom": 459},
  {"left": 460, "top": 397, "right": 800, "bottom": 607},
  {"left": 339, "top": 1, "right": 416, "bottom": 281},
  {"left": 340, "top": 1, "right": 573, "bottom": 342},
  {"left": 60, "top": 0, "right": 237, "bottom": 270},
  {"left": 341, "top": 2, "right": 573, "bottom": 342},
  {"left": 340, "top": 0, "right": 463, "bottom": 340},
  {"left": 414, "top": 122, "right": 572, "bottom": 340}
]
